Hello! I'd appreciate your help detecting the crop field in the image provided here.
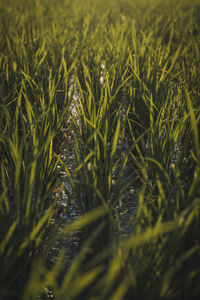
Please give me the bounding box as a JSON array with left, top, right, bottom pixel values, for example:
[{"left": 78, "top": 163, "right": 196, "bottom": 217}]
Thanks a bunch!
[{"left": 0, "top": 0, "right": 200, "bottom": 299}]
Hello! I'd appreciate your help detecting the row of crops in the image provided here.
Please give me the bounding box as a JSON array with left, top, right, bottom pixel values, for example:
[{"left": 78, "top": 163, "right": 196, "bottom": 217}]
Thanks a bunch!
[{"left": 1, "top": 0, "right": 200, "bottom": 299}]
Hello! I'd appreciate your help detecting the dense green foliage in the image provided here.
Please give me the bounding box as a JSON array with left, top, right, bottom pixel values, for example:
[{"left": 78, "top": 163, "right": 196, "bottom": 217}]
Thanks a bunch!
[{"left": 1, "top": 0, "right": 200, "bottom": 299}]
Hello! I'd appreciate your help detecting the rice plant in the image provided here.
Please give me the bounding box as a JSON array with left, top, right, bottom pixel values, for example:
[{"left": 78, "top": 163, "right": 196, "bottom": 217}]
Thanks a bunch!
[{"left": 0, "top": 0, "right": 200, "bottom": 299}]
